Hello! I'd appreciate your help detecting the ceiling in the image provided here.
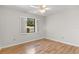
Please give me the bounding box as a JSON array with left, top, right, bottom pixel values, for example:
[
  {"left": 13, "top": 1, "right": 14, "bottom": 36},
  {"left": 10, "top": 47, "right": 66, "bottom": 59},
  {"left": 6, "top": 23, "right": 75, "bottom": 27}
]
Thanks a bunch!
[{"left": 2, "top": 5, "right": 79, "bottom": 16}]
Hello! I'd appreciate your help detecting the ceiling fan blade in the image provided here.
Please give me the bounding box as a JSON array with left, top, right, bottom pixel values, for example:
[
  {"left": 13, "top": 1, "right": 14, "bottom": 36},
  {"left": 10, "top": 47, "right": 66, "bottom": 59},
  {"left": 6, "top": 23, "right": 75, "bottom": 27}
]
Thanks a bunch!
[
  {"left": 30, "top": 5, "right": 39, "bottom": 8},
  {"left": 45, "top": 8, "right": 51, "bottom": 10}
]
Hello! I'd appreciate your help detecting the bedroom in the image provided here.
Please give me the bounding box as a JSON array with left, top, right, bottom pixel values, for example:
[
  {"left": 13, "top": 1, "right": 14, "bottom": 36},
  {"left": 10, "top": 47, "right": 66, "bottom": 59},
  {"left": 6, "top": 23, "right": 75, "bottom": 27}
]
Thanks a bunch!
[{"left": 0, "top": 5, "right": 79, "bottom": 54}]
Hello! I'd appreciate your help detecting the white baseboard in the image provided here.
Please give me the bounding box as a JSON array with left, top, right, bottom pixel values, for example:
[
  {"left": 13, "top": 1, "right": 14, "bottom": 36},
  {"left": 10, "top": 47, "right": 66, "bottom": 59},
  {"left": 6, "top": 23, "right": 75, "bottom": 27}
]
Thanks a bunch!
[
  {"left": 46, "top": 37, "right": 79, "bottom": 47},
  {"left": 0, "top": 38, "right": 43, "bottom": 49},
  {"left": 1, "top": 37, "right": 79, "bottom": 50}
]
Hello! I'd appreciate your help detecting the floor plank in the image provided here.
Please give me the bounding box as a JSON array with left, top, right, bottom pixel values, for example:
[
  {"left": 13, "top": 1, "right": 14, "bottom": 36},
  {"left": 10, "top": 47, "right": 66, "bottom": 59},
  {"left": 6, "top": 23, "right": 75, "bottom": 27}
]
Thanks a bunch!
[{"left": 0, "top": 39, "right": 79, "bottom": 54}]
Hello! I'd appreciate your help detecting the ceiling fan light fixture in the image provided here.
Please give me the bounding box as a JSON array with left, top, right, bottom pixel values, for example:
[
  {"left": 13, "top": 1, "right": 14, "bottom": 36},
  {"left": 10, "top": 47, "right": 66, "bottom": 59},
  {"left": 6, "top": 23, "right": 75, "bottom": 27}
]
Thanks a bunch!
[
  {"left": 30, "top": 5, "right": 51, "bottom": 14},
  {"left": 39, "top": 9, "right": 46, "bottom": 14}
]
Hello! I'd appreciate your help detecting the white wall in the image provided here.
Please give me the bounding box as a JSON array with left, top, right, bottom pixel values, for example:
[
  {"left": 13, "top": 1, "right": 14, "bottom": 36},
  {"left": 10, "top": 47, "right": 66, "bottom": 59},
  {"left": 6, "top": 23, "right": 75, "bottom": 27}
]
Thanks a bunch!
[
  {"left": 0, "top": 6, "right": 45, "bottom": 48},
  {"left": 46, "top": 7, "right": 79, "bottom": 46},
  {"left": 1, "top": 6, "right": 79, "bottom": 48}
]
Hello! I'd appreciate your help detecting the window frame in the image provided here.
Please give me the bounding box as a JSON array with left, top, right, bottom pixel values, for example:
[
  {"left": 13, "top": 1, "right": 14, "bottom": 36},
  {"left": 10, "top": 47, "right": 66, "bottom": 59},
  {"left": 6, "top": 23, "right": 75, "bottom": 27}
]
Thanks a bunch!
[{"left": 20, "top": 16, "right": 38, "bottom": 34}]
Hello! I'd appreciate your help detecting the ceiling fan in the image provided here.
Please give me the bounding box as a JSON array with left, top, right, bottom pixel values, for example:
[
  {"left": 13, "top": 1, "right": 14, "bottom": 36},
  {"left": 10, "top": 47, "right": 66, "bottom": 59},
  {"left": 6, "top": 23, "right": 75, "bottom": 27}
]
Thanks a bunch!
[{"left": 30, "top": 5, "right": 50, "bottom": 14}]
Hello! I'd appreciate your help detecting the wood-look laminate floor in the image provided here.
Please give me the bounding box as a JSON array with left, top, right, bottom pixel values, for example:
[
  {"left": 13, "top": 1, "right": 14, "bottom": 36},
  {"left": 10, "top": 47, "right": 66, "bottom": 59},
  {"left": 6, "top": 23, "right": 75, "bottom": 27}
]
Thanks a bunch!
[{"left": 0, "top": 39, "right": 79, "bottom": 54}]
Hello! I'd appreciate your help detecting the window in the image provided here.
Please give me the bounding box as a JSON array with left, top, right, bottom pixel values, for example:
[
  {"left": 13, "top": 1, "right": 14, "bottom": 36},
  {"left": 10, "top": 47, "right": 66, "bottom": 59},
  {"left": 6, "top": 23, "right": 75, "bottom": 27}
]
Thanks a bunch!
[{"left": 20, "top": 17, "right": 37, "bottom": 33}]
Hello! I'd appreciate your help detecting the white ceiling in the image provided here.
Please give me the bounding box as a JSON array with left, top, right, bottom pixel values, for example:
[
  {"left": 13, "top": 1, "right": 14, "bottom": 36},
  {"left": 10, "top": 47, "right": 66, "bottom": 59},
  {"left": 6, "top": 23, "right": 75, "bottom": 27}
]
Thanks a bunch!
[{"left": 2, "top": 5, "right": 79, "bottom": 16}]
